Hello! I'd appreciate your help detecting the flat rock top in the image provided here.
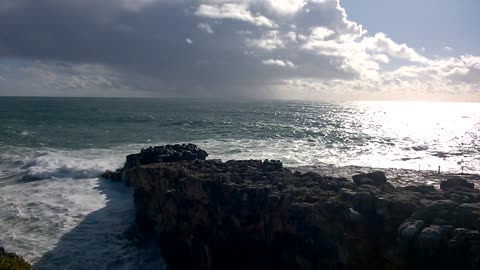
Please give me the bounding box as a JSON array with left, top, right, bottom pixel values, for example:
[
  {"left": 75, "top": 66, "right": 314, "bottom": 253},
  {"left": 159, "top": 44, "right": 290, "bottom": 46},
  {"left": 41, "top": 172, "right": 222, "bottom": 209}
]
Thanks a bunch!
[
  {"left": 126, "top": 145, "right": 480, "bottom": 270},
  {"left": 140, "top": 159, "right": 353, "bottom": 192}
]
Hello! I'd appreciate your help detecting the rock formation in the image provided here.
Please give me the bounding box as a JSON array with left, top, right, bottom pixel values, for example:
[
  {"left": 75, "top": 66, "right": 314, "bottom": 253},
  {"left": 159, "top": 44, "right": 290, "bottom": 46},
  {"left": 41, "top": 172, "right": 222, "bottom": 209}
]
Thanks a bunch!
[
  {"left": 106, "top": 144, "right": 480, "bottom": 270},
  {"left": 102, "top": 143, "right": 208, "bottom": 185},
  {"left": 0, "top": 247, "right": 31, "bottom": 270}
]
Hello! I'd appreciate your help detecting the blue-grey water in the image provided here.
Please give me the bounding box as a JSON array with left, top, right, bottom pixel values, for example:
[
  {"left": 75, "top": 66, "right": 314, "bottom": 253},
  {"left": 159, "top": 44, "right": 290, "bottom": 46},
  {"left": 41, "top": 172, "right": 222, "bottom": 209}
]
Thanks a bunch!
[{"left": 1, "top": 97, "right": 479, "bottom": 268}]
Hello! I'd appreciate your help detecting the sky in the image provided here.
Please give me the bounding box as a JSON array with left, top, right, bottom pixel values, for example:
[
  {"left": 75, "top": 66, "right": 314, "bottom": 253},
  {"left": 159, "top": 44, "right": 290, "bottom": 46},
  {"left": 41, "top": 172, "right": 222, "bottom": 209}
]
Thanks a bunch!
[{"left": 0, "top": 0, "right": 479, "bottom": 101}]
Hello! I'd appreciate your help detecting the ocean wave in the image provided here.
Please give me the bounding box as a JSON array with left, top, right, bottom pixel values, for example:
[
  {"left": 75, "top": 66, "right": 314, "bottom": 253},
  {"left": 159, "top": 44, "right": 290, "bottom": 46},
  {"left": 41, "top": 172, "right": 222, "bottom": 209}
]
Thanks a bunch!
[
  {"left": 1, "top": 135, "right": 479, "bottom": 183},
  {"left": 23, "top": 151, "right": 125, "bottom": 180},
  {"left": 0, "top": 147, "right": 126, "bottom": 181}
]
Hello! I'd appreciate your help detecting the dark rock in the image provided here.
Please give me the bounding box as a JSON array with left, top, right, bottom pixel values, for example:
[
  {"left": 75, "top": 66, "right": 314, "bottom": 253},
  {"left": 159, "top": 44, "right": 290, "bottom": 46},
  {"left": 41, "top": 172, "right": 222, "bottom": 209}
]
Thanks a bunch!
[
  {"left": 402, "top": 185, "right": 436, "bottom": 194},
  {"left": 415, "top": 225, "right": 452, "bottom": 252},
  {"left": 127, "top": 143, "right": 208, "bottom": 168},
  {"left": 0, "top": 247, "right": 31, "bottom": 270},
  {"left": 101, "top": 143, "right": 208, "bottom": 185},
  {"left": 130, "top": 159, "right": 480, "bottom": 269},
  {"left": 107, "top": 145, "right": 480, "bottom": 270},
  {"left": 351, "top": 191, "right": 375, "bottom": 214},
  {"left": 352, "top": 171, "right": 387, "bottom": 186},
  {"left": 399, "top": 219, "right": 425, "bottom": 242},
  {"left": 446, "top": 192, "right": 471, "bottom": 203},
  {"left": 440, "top": 176, "right": 474, "bottom": 191}
]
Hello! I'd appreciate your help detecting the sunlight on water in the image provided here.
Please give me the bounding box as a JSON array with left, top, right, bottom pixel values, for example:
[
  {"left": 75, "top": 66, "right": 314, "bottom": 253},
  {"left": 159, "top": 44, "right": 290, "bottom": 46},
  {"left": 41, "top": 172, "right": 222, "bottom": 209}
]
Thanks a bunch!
[
  {"left": 359, "top": 101, "right": 479, "bottom": 140},
  {"left": 352, "top": 101, "right": 480, "bottom": 172}
]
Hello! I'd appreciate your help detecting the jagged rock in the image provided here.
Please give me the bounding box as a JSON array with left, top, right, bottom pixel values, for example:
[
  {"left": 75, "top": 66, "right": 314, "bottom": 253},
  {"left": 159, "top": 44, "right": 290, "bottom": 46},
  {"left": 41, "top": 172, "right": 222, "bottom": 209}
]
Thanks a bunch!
[
  {"left": 352, "top": 171, "right": 387, "bottom": 186},
  {"left": 101, "top": 143, "right": 208, "bottom": 185},
  {"left": 440, "top": 176, "right": 474, "bottom": 191},
  {"left": 108, "top": 145, "right": 480, "bottom": 270},
  {"left": 126, "top": 144, "right": 208, "bottom": 168}
]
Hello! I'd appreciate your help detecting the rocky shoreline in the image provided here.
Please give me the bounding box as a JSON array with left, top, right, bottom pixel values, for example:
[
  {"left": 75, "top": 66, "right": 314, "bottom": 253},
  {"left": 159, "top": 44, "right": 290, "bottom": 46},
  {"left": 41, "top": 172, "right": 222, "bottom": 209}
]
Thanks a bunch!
[
  {"left": 103, "top": 144, "right": 480, "bottom": 270},
  {"left": 293, "top": 164, "right": 480, "bottom": 189},
  {"left": 0, "top": 247, "right": 31, "bottom": 270}
]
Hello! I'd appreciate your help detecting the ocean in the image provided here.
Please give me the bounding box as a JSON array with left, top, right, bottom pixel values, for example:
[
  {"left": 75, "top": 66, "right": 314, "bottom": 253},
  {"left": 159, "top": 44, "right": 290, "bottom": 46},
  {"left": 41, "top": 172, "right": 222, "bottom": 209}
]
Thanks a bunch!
[{"left": 0, "top": 97, "right": 479, "bottom": 268}]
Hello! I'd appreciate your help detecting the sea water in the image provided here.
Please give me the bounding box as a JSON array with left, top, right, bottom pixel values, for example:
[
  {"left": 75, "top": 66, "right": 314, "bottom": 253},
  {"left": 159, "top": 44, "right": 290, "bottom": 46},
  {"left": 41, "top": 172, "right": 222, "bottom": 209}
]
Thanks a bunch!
[{"left": 0, "top": 97, "right": 479, "bottom": 268}]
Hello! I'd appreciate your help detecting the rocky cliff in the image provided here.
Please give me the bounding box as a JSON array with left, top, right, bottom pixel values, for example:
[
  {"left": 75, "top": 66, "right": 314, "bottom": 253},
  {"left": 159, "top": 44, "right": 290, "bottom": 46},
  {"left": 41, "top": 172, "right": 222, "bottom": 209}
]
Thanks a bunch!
[
  {"left": 0, "top": 247, "right": 31, "bottom": 270},
  {"left": 102, "top": 143, "right": 208, "bottom": 185},
  {"left": 107, "top": 144, "right": 480, "bottom": 270}
]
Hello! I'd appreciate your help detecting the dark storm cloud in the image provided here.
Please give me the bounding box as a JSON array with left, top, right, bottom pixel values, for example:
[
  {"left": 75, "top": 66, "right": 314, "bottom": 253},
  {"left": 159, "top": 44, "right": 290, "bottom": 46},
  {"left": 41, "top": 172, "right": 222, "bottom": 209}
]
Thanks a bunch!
[
  {"left": 2, "top": 0, "right": 478, "bottom": 99},
  {"left": 0, "top": 0, "right": 358, "bottom": 97}
]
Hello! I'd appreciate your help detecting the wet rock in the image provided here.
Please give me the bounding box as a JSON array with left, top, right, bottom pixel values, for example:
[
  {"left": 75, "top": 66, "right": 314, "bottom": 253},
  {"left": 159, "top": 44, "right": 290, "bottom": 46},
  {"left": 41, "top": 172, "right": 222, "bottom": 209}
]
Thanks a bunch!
[
  {"left": 352, "top": 171, "right": 387, "bottom": 186},
  {"left": 440, "top": 176, "right": 474, "bottom": 191}
]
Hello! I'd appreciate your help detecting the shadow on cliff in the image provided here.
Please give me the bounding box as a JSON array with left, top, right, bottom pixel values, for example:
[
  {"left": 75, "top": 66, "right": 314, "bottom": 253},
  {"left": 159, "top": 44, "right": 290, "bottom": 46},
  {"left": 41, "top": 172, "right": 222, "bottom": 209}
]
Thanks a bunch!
[{"left": 33, "top": 179, "right": 166, "bottom": 270}]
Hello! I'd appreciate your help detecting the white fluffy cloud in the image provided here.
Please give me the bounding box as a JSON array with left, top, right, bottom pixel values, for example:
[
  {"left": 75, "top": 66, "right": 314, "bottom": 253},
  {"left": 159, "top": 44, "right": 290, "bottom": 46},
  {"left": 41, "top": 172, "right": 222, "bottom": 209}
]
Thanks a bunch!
[
  {"left": 263, "top": 0, "right": 306, "bottom": 15},
  {"left": 195, "top": 3, "right": 275, "bottom": 28},
  {"left": 263, "top": 59, "right": 296, "bottom": 68},
  {"left": 362, "top": 33, "right": 430, "bottom": 64},
  {"left": 245, "top": 30, "right": 284, "bottom": 50}
]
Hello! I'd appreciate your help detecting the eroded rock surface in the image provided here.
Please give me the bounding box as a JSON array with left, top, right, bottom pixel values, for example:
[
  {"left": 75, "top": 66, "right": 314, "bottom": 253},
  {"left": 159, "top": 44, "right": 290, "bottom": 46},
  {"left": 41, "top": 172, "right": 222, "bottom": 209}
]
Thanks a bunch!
[
  {"left": 112, "top": 145, "right": 480, "bottom": 270},
  {"left": 102, "top": 143, "right": 208, "bottom": 184}
]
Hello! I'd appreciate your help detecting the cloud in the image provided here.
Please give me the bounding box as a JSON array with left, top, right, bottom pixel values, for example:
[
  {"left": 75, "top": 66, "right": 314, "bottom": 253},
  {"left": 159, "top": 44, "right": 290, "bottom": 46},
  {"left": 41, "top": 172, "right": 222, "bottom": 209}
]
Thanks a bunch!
[
  {"left": 0, "top": 0, "right": 478, "bottom": 101},
  {"left": 443, "top": 46, "right": 454, "bottom": 52},
  {"left": 263, "top": 59, "right": 296, "bottom": 68},
  {"left": 362, "top": 33, "right": 430, "bottom": 64},
  {"left": 263, "top": 0, "right": 306, "bottom": 15},
  {"left": 245, "top": 30, "right": 284, "bottom": 50},
  {"left": 195, "top": 3, "right": 275, "bottom": 28},
  {"left": 122, "top": 0, "right": 158, "bottom": 12},
  {"left": 197, "top": 23, "right": 214, "bottom": 34}
]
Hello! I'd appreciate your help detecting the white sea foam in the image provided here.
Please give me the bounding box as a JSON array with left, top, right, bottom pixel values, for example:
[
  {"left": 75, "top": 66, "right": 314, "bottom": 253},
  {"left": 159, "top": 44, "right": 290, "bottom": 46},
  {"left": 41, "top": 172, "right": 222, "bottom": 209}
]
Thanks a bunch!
[
  {"left": 21, "top": 151, "right": 121, "bottom": 180},
  {"left": 0, "top": 146, "right": 165, "bottom": 268}
]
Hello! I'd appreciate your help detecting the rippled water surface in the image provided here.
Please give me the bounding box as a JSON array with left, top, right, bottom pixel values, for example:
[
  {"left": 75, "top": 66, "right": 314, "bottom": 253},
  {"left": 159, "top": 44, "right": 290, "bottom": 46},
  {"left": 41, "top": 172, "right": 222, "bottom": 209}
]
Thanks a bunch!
[{"left": 0, "top": 97, "right": 479, "bottom": 267}]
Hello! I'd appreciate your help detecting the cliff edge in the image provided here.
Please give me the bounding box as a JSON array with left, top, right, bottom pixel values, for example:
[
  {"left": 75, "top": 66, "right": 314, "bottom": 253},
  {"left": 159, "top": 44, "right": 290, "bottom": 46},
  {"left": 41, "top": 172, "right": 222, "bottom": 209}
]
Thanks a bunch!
[
  {"left": 0, "top": 247, "right": 31, "bottom": 270},
  {"left": 105, "top": 144, "right": 480, "bottom": 270}
]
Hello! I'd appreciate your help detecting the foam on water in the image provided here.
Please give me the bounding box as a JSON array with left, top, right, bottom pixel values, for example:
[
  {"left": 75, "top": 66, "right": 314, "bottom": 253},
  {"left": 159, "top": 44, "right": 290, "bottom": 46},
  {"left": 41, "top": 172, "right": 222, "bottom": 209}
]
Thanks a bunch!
[
  {"left": 0, "top": 146, "right": 165, "bottom": 268},
  {"left": 21, "top": 151, "right": 122, "bottom": 180}
]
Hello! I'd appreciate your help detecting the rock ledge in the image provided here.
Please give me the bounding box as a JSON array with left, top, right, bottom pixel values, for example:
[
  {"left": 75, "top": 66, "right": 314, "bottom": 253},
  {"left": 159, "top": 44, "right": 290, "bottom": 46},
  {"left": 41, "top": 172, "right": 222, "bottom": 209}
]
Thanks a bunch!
[{"left": 107, "top": 144, "right": 480, "bottom": 270}]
